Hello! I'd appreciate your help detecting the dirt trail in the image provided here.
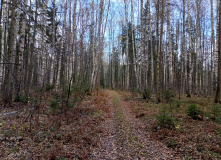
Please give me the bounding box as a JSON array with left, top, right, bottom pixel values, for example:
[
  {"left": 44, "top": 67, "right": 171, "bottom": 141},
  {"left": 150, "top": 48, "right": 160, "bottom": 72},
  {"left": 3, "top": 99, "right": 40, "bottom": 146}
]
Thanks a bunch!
[{"left": 91, "top": 90, "right": 179, "bottom": 159}]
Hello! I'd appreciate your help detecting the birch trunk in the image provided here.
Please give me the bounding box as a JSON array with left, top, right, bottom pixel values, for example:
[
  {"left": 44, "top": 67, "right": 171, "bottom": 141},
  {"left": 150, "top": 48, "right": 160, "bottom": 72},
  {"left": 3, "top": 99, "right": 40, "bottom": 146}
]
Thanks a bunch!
[
  {"left": 56, "top": 0, "right": 67, "bottom": 90},
  {"left": 167, "top": 0, "right": 173, "bottom": 89},
  {"left": 144, "top": 0, "right": 149, "bottom": 89},
  {"left": 3, "top": 0, "right": 16, "bottom": 103},
  {"left": 72, "top": 0, "right": 77, "bottom": 82},
  {"left": 150, "top": 19, "right": 154, "bottom": 91},
  {"left": 17, "top": 0, "right": 28, "bottom": 98},
  {"left": 182, "top": 0, "right": 187, "bottom": 93},
  {"left": 140, "top": 0, "right": 144, "bottom": 91},
  {"left": 26, "top": 0, "right": 38, "bottom": 98},
  {"left": 91, "top": 0, "right": 104, "bottom": 90},
  {"left": 67, "top": 0, "right": 71, "bottom": 80},
  {"left": 90, "top": 0, "right": 95, "bottom": 90},
  {"left": 131, "top": 0, "right": 138, "bottom": 89},
  {"left": 155, "top": 0, "right": 160, "bottom": 103},
  {"left": 50, "top": 0, "right": 56, "bottom": 84},
  {"left": 0, "top": 0, "right": 3, "bottom": 85},
  {"left": 215, "top": 0, "right": 219, "bottom": 83},
  {"left": 211, "top": 0, "right": 215, "bottom": 88},
  {"left": 13, "top": 2, "right": 21, "bottom": 91},
  {"left": 187, "top": 0, "right": 192, "bottom": 95},
  {"left": 158, "top": 0, "right": 164, "bottom": 102},
  {"left": 40, "top": 0, "right": 48, "bottom": 87},
  {"left": 124, "top": 0, "right": 129, "bottom": 90},
  {"left": 195, "top": 0, "right": 200, "bottom": 94}
]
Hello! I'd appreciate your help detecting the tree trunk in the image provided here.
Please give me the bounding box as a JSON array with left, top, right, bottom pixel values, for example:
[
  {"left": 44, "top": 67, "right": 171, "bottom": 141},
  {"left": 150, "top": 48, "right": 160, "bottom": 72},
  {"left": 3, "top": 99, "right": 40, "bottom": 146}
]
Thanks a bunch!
[
  {"left": 56, "top": 0, "right": 67, "bottom": 90},
  {"left": 50, "top": 0, "right": 56, "bottom": 85},
  {"left": 144, "top": 0, "right": 149, "bottom": 89},
  {"left": 215, "top": 0, "right": 221, "bottom": 103},
  {"left": 72, "top": 0, "right": 77, "bottom": 83},
  {"left": 0, "top": 0, "right": 4, "bottom": 85},
  {"left": 124, "top": 0, "right": 129, "bottom": 90},
  {"left": 2, "top": 0, "right": 16, "bottom": 103},
  {"left": 131, "top": 0, "right": 138, "bottom": 89},
  {"left": 140, "top": 0, "right": 144, "bottom": 91},
  {"left": 26, "top": 0, "right": 38, "bottom": 98},
  {"left": 40, "top": 0, "right": 48, "bottom": 87},
  {"left": 155, "top": 0, "right": 160, "bottom": 103},
  {"left": 167, "top": 0, "right": 173, "bottom": 90},
  {"left": 187, "top": 0, "right": 192, "bottom": 96},
  {"left": 17, "top": 0, "right": 28, "bottom": 99},
  {"left": 91, "top": 0, "right": 104, "bottom": 91},
  {"left": 158, "top": 0, "right": 164, "bottom": 102}
]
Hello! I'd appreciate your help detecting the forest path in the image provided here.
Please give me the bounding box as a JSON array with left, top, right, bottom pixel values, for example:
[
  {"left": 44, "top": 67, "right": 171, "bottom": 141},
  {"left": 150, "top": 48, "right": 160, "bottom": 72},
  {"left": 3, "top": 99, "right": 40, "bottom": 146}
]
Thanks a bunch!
[{"left": 91, "top": 90, "right": 179, "bottom": 160}]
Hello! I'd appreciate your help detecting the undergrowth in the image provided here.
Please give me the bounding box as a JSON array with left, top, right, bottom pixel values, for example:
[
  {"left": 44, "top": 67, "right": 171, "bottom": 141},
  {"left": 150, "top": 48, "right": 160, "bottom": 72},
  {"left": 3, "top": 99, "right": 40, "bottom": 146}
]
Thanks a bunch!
[
  {"left": 0, "top": 89, "right": 109, "bottom": 159},
  {"left": 121, "top": 91, "right": 221, "bottom": 159}
]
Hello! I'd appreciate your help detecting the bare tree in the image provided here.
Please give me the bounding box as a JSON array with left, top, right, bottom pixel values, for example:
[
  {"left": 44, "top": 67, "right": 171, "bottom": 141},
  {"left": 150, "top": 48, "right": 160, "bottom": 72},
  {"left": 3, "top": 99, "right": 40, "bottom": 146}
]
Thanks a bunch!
[
  {"left": 215, "top": 0, "right": 221, "bottom": 103},
  {"left": 16, "top": 0, "right": 28, "bottom": 99}
]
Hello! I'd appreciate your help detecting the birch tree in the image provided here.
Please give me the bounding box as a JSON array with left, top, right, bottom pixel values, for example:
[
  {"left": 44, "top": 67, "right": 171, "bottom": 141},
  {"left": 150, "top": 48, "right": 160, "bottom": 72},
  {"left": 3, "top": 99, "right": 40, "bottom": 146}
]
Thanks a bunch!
[
  {"left": 91, "top": 0, "right": 104, "bottom": 90},
  {"left": 16, "top": 0, "right": 28, "bottom": 99},
  {"left": 187, "top": 0, "right": 192, "bottom": 96},
  {"left": 167, "top": 0, "right": 173, "bottom": 90},
  {"left": 2, "top": 0, "right": 16, "bottom": 103}
]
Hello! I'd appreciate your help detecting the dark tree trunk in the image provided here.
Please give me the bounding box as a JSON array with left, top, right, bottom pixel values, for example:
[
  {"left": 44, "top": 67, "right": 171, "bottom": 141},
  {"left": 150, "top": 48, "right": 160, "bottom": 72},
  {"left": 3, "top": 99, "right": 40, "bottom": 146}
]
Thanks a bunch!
[{"left": 215, "top": 0, "right": 221, "bottom": 103}]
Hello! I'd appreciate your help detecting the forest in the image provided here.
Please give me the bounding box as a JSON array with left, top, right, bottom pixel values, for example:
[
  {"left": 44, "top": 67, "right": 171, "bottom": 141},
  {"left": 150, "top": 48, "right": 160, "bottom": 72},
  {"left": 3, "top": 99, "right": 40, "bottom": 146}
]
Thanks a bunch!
[{"left": 0, "top": 0, "right": 221, "bottom": 159}]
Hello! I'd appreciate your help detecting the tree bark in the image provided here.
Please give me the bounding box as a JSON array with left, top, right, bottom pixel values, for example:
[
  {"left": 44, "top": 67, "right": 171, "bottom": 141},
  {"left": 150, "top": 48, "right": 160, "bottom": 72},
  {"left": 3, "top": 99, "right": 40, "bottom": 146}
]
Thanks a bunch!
[
  {"left": 2, "top": 0, "right": 16, "bottom": 103},
  {"left": 17, "top": 0, "right": 28, "bottom": 99},
  {"left": 56, "top": 0, "right": 67, "bottom": 90},
  {"left": 167, "top": 0, "right": 173, "bottom": 90},
  {"left": 124, "top": 0, "right": 129, "bottom": 90},
  {"left": 91, "top": 0, "right": 104, "bottom": 90},
  {"left": 187, "top": 0, "right": 192, "bottom": 96},
  {"left": 215, "top": 0, "right": 221, "bottom": 103}
]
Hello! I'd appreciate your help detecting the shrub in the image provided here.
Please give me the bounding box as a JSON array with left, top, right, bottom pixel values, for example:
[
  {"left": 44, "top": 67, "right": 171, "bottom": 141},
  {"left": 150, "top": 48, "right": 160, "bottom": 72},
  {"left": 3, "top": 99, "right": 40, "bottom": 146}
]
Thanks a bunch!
[
  {"left": 168, "top": 101, "right": 177, "bottom": 117},
  {"left": 166, "top": 139, "right": 177, "bottom": 148},
  {"left": 142, "top": 89, "right": 151, "bottom": 100},
  {"left": 155, "top": 106, "right": 175, "bottom": 129},
  {"left": 186, "top": 104, "right": 203, "bottom": 120},
  {"left": 14, "top": 95, "right": 28, "bottom": 103},
  {"left": 50, "top": 99, "right": 60, "bottom": 112},
  {"left": 45, "top": 83, "right": 55, "bottom": 91},
  {"left": 187, "top": 93, "right": 191, "bottom": 98},
  {"left": 209, "top": 104, "right": 221, "bottom": 122},
  {"left": 163, "top": 89, "right": 174, "bottom": 103}
]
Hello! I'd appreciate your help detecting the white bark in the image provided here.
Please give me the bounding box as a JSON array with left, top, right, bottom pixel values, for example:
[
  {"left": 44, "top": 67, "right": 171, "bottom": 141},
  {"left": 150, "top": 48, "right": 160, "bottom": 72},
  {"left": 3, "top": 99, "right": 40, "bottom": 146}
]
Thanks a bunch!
[
  {"left": 72, "top": 0, "right": 77, "bottom": 82},
  {"left": 17, "top": 0, "right": 28, "bottom": 97},
  {"left": 50, "top": 0, "right": 56, "bottom": 84},
  {"left": 167, "top": 0, "right": 173, "bottom": 89},
  {"left": 187, "top": 0, "right": 192, "bottom": 94},
  {"left": 124, "top": 0, "right": 129, "bottom": 90},
  {"left": 131, "top": 0, "right": 138, "bottom": 89},
  {"left": 144, "top": 0, "right": 149, "bottom": 89},
  {"left": 40, "top": 0, "right": 48, "bottom": 86},
  {"left": 91, "top": 0, "right": 104, "bottom": 90},
  {"left": 215, "top": 0, "right": 219, "bottom": 83},
  {"left": 0, "top": 0, "right": 7, "bottom": 85},
  {"left": 140, "top": 0, "right": 144, "bottom": 90},
  {"left": 56, "top": 0, "right": 67, "bottom": 90}
]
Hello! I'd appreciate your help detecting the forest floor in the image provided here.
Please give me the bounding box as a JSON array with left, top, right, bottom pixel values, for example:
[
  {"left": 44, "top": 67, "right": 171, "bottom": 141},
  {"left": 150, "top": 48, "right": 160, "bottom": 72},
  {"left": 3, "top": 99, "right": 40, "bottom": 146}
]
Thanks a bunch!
[
  {"left": 0, "top": 89, "right": 221, "bottom": 159},
  {"left": 90, "top": 90, "right": 178, "bottom": 159}
]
